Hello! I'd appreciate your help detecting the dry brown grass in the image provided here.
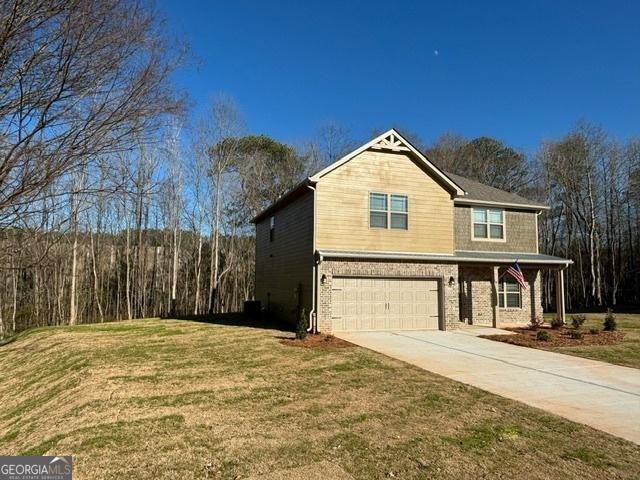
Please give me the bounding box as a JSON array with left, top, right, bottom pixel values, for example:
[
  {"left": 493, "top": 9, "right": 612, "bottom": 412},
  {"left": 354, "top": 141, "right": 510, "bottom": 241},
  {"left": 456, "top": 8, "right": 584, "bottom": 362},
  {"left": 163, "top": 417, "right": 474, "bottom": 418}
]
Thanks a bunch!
[{"left": 0, "top": 317, "right": 639, "bottom": 479}]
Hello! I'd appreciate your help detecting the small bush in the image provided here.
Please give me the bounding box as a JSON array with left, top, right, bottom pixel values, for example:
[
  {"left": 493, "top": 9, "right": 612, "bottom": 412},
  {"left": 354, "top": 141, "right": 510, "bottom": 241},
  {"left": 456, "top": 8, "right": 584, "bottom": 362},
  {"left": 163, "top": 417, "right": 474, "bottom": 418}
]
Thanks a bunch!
[
  {"left": 589, "top": 328, "right": 599, "bottom": 335},
  {"left": 569, "top": 330, "right": 583, "bottom": 340},
  {"left": 571, "top": 314, "right": 586, "bottom": 330},
  {"left": 536, "top": 330, "right": 550, "bottom": 341},
  {"left": 603, "top": 309, "right": 617, "bottom": 331},
  {"left": 296, "top": 308, "right": 308, "bottom": 340},
  {"left": 550, "top": 316, "right": 564, "bottom": 329},
  {"left": 528, "top": 315, "right": 544, "bottom": 331}
]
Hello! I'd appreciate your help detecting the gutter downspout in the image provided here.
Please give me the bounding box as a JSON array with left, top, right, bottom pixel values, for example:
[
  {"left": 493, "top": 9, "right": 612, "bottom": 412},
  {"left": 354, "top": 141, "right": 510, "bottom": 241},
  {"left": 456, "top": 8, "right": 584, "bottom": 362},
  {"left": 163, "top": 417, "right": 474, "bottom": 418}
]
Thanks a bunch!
[{"left": 307, "top": 184, "right": 317, "bottom": 333}]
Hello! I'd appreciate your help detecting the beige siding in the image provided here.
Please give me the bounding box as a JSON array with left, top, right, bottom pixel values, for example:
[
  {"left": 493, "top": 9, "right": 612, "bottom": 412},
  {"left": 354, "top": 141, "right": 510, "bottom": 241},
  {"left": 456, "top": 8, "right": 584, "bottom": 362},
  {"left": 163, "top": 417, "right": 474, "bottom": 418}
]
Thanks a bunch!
[
  {"left": 315, "top": 150, "right": 455, "bottom": 254},
  {"left": 454, "top": 205, "right": 538, "bottom": 253},
  {"left": 255, "top": 191, "right": 314, "bottom": 324}
]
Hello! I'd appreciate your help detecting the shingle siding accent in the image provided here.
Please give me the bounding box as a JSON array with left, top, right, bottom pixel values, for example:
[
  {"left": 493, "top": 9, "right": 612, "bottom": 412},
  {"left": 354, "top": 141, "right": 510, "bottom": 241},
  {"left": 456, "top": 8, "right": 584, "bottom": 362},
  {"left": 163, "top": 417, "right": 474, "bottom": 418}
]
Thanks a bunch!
[
  {"left": 317, "top": 259, "right": 460, "bottom": 333},
  {"left": 454, "top": 205, "right": 538, "bottom": 253},
  {"left": 255, "top": 191, "right": 314, "bottom": 325},
  {"left": 458, "top": 266, "right": 543, "bottom": 326}
]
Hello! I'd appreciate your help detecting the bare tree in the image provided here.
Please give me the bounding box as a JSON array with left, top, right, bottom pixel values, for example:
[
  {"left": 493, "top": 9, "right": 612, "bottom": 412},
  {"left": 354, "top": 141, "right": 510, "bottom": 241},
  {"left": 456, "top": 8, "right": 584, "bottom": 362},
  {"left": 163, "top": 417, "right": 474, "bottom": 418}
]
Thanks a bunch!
[
  {"left": 0, "top": 0, "right": 182, "bottom": 228},
  {"left": 203, "top": 96, "right": 244, "bottom": 313}
]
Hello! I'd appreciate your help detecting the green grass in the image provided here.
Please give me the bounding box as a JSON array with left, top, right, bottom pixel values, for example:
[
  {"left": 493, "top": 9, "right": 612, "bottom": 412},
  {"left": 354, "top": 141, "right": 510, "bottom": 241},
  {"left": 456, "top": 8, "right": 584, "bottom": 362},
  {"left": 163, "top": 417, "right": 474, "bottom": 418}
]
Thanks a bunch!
[
  {"left": 0, "top": 318, "right": 638, "bottom": 479},
  {"left": 544, "top": 313, "right": 640, "bottom": 368}
]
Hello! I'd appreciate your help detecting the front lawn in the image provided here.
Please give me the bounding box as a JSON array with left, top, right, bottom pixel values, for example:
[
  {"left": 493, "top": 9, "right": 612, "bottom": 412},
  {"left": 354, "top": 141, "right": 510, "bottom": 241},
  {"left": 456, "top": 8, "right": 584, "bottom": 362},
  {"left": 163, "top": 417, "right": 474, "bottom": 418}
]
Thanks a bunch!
[
  {"left": 0, "top": 317, "right": 638, "bottom": 479},
  {"left": 541, "top": 313, "right": 640, "bottom": 369}
]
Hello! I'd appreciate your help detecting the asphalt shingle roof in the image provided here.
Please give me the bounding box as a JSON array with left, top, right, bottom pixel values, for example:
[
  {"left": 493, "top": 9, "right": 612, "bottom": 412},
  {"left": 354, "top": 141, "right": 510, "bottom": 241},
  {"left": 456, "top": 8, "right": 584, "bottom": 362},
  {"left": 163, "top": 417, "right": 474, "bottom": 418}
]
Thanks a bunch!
[{"left": 446, "top": 172, "right": 548, "bottom": 209}]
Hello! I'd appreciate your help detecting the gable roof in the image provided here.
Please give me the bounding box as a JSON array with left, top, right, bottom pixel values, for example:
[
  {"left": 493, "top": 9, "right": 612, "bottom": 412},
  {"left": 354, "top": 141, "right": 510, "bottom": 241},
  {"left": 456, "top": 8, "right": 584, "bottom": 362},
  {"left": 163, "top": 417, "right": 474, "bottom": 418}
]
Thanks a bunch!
[
  {"left": 252, "top": 128, "right": 464, "bottom": 223},
  {"left": 446, "top": 172, "right": 549, "bottom": 211},
  {"left": 310, "top": 128, "right": 465, "bottom": 196},
  {"left": 252, "top": 128, "right": 549, "bottom": 223}
]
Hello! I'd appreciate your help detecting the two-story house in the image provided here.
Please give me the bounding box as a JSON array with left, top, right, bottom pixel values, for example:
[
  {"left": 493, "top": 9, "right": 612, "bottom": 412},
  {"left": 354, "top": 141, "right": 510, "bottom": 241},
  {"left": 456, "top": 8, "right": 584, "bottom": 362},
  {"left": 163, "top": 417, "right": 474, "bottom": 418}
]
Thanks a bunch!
[{"left": 252, "top": 129, "right": 571, "bottom": 333}]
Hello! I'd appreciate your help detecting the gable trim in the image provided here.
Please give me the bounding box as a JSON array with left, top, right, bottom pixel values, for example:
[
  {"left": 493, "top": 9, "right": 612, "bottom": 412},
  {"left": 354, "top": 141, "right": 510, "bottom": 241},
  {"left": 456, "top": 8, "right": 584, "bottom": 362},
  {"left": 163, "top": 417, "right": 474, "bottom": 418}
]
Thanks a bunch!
[{"left": 309, "top": 129, "right": 466, "bottom": 196}]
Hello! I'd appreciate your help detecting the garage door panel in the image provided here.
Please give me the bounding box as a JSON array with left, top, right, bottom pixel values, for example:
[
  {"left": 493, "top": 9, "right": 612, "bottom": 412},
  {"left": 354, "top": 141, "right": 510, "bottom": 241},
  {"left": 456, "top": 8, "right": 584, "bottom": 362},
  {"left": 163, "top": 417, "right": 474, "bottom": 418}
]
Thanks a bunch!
[{"left": 332, "top": 277, "right": 441, "bottom": 332}]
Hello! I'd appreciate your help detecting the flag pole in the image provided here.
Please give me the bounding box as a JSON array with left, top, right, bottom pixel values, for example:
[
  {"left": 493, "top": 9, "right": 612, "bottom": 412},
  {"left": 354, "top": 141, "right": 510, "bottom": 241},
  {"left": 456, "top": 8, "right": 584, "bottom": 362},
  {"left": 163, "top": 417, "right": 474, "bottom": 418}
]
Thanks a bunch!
[{"left": 498, "top": 258, "right": 520, "bottom": 280}]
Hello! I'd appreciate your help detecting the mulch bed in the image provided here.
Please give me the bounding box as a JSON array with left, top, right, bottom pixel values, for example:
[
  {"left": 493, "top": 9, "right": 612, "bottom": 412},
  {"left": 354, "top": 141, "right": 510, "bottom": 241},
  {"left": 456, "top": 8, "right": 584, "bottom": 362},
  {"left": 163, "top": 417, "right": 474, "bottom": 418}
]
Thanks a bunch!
[
  {"left": 481, "top": 327, "right": 626, "bottom": 348},
  {"left": 279, "top": 333, "right": 353, "bottom": 349}
]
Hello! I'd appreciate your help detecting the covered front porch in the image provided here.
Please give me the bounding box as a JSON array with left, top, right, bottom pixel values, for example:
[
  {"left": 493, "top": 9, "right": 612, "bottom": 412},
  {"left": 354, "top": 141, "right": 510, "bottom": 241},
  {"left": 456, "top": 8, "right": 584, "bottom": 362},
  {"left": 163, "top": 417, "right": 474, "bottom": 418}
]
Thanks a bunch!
[{"left": 456, "top": 252, "right": 572, "bottom": 328}]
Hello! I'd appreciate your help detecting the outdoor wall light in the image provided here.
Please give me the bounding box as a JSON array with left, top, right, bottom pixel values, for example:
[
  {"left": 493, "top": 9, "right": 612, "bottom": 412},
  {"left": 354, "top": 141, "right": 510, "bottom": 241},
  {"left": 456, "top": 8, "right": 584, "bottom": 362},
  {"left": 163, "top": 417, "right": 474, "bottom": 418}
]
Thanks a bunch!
[
  {"left": 448, "top": 276, "right": 456, "bottom": 287},
  {"left": 321, "top": 274, "right": 327, "bottom": 285}
]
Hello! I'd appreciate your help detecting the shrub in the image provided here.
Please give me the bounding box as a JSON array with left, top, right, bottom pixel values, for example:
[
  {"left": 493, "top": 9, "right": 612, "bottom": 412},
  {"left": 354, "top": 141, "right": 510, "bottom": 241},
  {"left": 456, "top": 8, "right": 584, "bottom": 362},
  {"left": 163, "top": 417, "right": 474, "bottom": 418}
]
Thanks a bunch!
[
  {"left": 603, "top": 309, "right": 617, "bottom": 332},
  {"left": 571, "top": 314, "right": 586, "bottom": 330},
  {"left": 528, "top": 315, "right": 544, "bottom": 331},
  {"left": 589, "top": 328, "right": 599, "bottom": 335},
  {"left": 296, "top": 307, "right": 308, "bottom": 340},
  {"left": 569, "top": 330, "right": 583, "bottom": 340},
  {"left": 550, "top": 316, "right": 564, "bottom": 329},
  {"left": 536, "top": 330, "right": 550, "bottom": 341}
]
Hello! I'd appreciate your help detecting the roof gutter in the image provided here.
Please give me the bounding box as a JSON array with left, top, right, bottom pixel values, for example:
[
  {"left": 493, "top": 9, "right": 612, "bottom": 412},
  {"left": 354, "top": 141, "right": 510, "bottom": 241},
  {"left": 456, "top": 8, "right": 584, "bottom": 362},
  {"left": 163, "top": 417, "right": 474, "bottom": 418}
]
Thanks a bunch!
[
  {"left": 317, "top": 250, "right": 573, "bottom": 266},
  {"left": 454, "top": 198, "right": 550, "bottom": 212}
]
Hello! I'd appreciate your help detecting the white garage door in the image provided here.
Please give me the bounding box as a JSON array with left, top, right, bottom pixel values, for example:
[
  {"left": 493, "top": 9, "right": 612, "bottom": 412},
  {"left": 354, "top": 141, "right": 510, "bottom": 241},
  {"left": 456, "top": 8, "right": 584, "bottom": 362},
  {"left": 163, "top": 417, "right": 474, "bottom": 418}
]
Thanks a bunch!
[{"left": 331, "top": 277, "right": 441, "bottom": 331}]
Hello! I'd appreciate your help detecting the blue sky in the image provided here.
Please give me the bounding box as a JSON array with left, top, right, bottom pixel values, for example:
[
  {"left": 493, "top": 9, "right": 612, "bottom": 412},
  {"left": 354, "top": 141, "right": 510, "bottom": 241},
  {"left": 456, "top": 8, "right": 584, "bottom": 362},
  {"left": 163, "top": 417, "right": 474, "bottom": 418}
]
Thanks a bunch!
[{"left": 158, "top": 0, "right": 640, "bottom": 152}]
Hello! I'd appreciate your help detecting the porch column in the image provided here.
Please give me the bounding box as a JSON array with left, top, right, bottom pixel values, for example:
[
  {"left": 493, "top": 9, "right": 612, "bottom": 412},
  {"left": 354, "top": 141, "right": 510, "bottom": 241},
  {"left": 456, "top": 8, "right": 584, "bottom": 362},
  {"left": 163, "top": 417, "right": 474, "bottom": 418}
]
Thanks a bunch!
[
  {"left": 492, "top": 266, "right": 500, "bottom": 328},
  {"left": 555, "top": 268, "right": 566, "bottom": 324}
]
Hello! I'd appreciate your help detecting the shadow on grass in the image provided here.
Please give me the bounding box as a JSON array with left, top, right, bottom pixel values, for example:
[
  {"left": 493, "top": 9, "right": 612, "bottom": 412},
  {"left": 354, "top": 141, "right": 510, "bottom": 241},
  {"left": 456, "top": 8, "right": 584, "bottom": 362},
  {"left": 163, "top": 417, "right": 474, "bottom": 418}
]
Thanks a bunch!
[{"left": 165, "top": 312, "right": 294, "bottom": 333}]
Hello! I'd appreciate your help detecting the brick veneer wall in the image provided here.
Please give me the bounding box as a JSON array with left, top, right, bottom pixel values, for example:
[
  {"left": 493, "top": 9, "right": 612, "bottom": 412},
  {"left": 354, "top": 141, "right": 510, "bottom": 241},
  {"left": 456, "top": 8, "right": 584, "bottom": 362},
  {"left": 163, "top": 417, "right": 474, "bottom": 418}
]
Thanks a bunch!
[
  {"left": 458, "top": 267, "right": 494, "bottom": 326},
  {"left": 459, "top": 266, "right": 543, "bottom": 326},
  {"left": 317, "top": 259, "right": 460, "bottom": 333}
]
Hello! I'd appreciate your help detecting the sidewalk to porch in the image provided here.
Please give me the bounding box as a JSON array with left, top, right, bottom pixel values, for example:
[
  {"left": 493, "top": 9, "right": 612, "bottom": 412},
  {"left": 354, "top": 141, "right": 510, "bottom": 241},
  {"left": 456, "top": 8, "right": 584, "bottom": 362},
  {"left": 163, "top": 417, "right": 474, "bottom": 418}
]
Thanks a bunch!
[{"left": 336, "top": 329, "right": 640, "bottom": 444}]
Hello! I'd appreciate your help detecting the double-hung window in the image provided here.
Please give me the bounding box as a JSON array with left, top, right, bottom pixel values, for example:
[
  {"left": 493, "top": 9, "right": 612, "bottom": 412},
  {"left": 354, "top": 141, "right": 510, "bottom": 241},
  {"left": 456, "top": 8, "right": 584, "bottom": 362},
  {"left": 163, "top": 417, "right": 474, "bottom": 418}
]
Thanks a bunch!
[
  {"left": 369, "top": 193, "right": 408, "bottom": 230},
  {"left": 473, "top": 208, "right": 504, "bottom": 240},
  {"left": 498, "top": 276, "right": 521, "bottom": 308}
]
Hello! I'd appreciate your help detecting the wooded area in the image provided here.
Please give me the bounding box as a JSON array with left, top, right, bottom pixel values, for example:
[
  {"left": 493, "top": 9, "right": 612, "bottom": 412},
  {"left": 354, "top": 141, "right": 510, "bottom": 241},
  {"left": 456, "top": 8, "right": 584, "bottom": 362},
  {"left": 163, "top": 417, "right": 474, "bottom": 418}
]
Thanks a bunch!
[{"left": 0, "top": 0, "right": 638, "bottom": 338}]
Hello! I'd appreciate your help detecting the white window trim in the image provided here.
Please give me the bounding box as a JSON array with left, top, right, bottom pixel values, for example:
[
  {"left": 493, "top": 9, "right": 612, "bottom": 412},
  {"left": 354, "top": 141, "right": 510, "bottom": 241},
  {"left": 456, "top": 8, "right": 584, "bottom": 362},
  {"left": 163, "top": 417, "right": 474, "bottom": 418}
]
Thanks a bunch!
[
  {"left": 471, "top": 207, "right": 506, "bottom": 242},
  {"left": 498, "top": 277, "right": 522, "bottom": 310},
  {"left": 369, "top": 192, "right": 408, "bottom": 230}
]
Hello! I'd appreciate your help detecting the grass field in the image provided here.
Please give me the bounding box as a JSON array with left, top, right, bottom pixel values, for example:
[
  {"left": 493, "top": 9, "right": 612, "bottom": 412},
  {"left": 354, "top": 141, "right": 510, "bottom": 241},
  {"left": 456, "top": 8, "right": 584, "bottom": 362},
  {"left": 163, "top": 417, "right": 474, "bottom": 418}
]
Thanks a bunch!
[
  {"left": 543, "top": 313, "right": 640, "bottom": 368},
  {"left": 0, "top": 317, "right": 639, "bottom": 479}
]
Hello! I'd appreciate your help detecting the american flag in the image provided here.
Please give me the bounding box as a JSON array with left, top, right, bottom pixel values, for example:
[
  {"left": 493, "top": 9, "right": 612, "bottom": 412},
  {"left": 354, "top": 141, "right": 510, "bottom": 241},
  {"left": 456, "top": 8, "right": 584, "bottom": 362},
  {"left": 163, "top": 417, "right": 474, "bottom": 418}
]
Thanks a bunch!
[{"left": 507, "top": 262, "right": 527, "bottom": 290}]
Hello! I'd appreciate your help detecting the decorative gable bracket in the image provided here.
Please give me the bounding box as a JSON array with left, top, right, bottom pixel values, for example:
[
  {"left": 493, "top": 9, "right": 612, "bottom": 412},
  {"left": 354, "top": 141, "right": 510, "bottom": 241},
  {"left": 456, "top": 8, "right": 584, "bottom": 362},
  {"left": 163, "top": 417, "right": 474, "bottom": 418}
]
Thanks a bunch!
[
  {"left": 370, "top": 132, "right": 411, "bottom": 152},
  {"left": 309, "top": 128, "right": 465, "bottom": 196}
]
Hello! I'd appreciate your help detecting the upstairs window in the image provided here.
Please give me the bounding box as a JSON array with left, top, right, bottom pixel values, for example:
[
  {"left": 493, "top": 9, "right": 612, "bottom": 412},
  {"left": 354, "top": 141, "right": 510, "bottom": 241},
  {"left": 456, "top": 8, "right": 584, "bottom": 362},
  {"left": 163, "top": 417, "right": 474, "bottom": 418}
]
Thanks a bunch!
[
  {"left": 269, "top": 216, "right": 275, "bottom": 242},
  {"left": 498, "top": 275, "right": 522, "bottom": 308},
  {"left": 473, "top": 208, "right": 504, "bottom": 240},
  {"left": 369, "top": 193, "right": 408, "bottom": 230}
]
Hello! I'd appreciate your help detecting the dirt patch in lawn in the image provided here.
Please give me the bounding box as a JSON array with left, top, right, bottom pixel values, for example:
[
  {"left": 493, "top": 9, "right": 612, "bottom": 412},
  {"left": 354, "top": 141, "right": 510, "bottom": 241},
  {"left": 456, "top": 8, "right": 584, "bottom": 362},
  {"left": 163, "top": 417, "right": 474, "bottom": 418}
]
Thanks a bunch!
[
  {"left": 481, "top": 327, "right": 626, "bottom": 348},
  {"left": 279, "top": 334, "right": 353, "bottom": 349}
]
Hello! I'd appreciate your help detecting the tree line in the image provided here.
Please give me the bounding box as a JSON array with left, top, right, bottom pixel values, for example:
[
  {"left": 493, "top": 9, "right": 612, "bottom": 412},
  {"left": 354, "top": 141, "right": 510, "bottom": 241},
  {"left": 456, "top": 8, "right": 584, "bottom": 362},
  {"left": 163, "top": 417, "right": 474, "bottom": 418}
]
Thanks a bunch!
[
  {"left": 426, "top": 127, "right": 640, "bottom": 311},
  {"left": 1, "top": 1, "right": 638, "bottom": 338}
]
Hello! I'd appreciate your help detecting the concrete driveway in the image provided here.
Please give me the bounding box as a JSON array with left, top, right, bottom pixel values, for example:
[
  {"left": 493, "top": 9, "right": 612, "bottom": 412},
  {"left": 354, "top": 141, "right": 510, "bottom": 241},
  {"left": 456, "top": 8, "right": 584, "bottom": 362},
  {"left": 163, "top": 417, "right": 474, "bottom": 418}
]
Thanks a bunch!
[{"left": 335, "top": 329, "right": 640, "bottom": 444}]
